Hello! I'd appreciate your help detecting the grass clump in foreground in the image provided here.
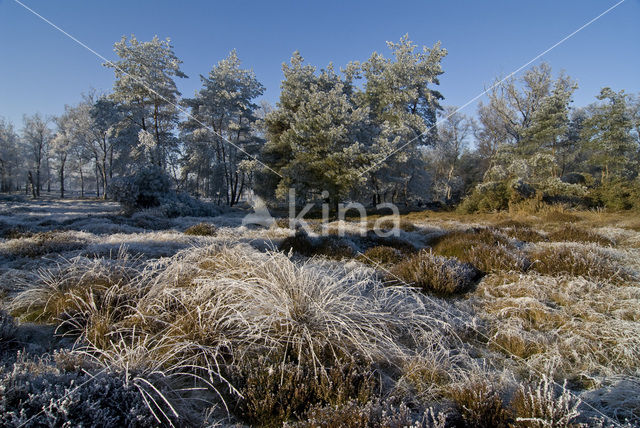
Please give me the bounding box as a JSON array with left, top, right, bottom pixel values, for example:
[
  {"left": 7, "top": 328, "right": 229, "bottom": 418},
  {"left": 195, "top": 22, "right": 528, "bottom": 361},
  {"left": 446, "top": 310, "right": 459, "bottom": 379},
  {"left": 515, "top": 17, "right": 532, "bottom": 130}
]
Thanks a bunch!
[
  {"left": 9, "top": 249, "right": 141, "bottom": 324},
  {"left": 183, "top": 222, "right": 217, "bottom": 236},
  {"left": 390, "top": 250, "right": 481, "bottom": 296},
  {"left": 9, "top": 243, "right": 461, "bottom": 425}
]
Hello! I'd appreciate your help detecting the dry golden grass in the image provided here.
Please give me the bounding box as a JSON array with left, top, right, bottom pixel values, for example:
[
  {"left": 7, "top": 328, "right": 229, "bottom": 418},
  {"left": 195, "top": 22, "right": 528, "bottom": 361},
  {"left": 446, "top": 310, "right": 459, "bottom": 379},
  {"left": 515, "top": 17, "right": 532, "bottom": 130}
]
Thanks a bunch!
[
  {"left": 429, "top": 229, "right": 529, "bottom": 273},
  {"left": 183, "top": 222, "right": 217, "bottom": 236},
  {"left": 546, "top": 224, "right": 614, "bottom": 246},
  {"left": 1, "top": 231, "right": 89, "bottom": 258},
  {"left": 528, "top": 244, "right": 633, "bottom": 284},
  {"left": 356, "top": 246, "right": 404, "bottom": 266},
  {"left": 448, "top": 380, "right": 512, "bottom": 428}
]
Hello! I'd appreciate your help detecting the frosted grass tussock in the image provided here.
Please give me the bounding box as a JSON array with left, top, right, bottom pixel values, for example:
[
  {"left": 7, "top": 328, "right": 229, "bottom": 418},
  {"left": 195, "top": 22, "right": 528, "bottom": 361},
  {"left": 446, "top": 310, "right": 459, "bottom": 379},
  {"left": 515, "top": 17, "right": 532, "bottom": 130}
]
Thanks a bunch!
[
  {"left": 9, "top": 247, "right": 142, "bottom": 322},
  {"left": 0, "top": 230, "right": 93, "bottom": 258},
  {"left": 529, "top": 241, "right": 639, "bottom": 284},
  {"left": 134, "top": 244, "right": 463, "bottom": 367}
]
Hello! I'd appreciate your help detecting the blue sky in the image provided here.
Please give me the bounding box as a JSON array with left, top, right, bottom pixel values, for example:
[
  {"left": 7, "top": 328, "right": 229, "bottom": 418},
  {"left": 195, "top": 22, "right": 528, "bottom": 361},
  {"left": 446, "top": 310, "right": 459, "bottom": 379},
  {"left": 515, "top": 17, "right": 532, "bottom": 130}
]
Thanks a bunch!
[{"left": 0, "top": 0, "right": 638, "bottom": 127}]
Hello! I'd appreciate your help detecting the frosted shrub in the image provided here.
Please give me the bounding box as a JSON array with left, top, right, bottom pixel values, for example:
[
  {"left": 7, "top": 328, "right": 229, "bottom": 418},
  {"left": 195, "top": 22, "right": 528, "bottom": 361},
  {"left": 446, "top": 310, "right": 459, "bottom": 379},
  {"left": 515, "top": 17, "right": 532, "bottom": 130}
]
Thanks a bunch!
[
  {"left": 109, "top": 166, "right": 172, "bottom": 211},
  {"left": 110, "top": 166, "right": 220, "bottom": 217},
  {"left": 0, "top": 354, "right": 159, "bottom": 427},
  {"left": 512, "top": 376, "right": 581, "bottom": 428},
  {"left": 0, "top": 310, "right": 16, "bottom": 343},
  {"left": 449, "top": 379, "right": 512, "bottom": 428}
]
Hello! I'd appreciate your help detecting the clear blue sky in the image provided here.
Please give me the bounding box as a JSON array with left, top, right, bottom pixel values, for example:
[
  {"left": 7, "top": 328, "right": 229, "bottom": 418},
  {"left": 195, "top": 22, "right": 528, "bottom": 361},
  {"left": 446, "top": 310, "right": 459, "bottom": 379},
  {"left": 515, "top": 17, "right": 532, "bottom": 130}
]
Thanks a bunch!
[{"left": 0, "top": 0, "right": 638, "bottom": 127}]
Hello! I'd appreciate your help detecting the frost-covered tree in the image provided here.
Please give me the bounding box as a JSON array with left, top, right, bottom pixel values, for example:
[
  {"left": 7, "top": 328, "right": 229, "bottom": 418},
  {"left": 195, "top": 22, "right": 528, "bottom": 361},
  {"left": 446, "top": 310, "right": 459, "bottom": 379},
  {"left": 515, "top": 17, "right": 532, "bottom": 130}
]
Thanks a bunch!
[
  {"left": 581, "top": 88, "right": 638, "bottom": 182},
  {"left": 0, "top": 118, "right": 23, "bottom": 192},
  {"left": 105, "top": 35, "right": 187, "bottom": 171},
  {"left": 359, "top": 35, "right": 447, "bottom": 205},
  {"left": 181, "top": 51, "right": 264, "bottom": 205},
  {"left": 22, "top": 113, "right": 52, "bottom": 198},
  {"left": 90, "top": 96, "right": 125, "bottom": 198},
  {"left": 263, "top": 54, "right": 373, "bottom": 212},
  {"left": 426, "top": 106, "right": 472, "bottom": 203},
  {"left": 51, "top": 109, "right": 75, "bottom": 198},
  {"left": 262, "top": 36, "right": 447, "bottom": 208},
  {"left": 520, "top": 74, "right": 577, "bottom": 176},
  {"left": 483, "top": 63, "right": 557, "bottom": 146}
]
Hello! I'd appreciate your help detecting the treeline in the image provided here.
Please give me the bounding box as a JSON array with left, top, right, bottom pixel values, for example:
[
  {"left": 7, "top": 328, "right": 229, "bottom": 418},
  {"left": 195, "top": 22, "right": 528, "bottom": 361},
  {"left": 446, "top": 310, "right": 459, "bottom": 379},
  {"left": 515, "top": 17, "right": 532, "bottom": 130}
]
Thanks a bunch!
[{"left": 1, "top": 34, "right": 638, "bottom": 211}]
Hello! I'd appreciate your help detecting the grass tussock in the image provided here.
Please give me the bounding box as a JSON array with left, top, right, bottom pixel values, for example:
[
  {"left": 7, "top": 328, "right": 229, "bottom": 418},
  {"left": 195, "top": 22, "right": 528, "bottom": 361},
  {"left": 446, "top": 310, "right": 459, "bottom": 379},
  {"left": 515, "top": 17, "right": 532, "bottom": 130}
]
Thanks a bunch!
[
  {"left": 475, "top": 272, "right": 640, "bottom": 381},
  {"left": 529, "top": 243, "right": 633, "bottom": 284},
  {"left": 8, "top": 243, "right": 461, "bottom": 423},
  {"left": 357, "top": 246, "right": 404, "bottom": 266},
  {"left": 547, "top": 224, "right": 614, "bottom": 246},
  {"left": 373, "top": 218, "right": 417, "bottom": 232},
  {"left": 430, "top": 229, "right": 529, "bottom": 273},
  {"left": 390, "top": 250, "right": 481, "bottom": 296},
  {"left": 183, "top": 222, "right": 217, "bottom": 236},
  {"left": 500, "top": 225, "right": 548, "bottom": 243},
  {"left": 9, "top": 249, "right": 141, "bottom": 323},
  {"left": 1, "top": 231, "right": 89, "bottom": 258}
]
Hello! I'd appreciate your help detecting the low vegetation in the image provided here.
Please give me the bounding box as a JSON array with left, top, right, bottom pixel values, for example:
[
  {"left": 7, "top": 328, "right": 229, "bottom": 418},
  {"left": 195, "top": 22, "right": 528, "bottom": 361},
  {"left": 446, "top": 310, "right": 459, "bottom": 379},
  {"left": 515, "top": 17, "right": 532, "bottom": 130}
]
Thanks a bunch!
[{"left": 1, "top": 199, "right": 639, "bottom": 426}]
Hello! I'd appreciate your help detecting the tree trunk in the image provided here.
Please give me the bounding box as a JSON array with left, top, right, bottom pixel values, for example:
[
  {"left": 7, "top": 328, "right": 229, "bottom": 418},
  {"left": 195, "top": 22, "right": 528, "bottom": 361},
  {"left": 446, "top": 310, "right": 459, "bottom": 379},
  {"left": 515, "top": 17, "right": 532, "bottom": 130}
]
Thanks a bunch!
[
  {"left": 35, "top": 164, "right": 41, "bottom": 198},
  {"left": 28, "top": 171, "right": 37, "bottom": 199},
  {"left": 79, "top": 168, "right": 85, "bottom": 198},
  {"left": 59, "top": 155, "right": 66, "bottom": 199}
]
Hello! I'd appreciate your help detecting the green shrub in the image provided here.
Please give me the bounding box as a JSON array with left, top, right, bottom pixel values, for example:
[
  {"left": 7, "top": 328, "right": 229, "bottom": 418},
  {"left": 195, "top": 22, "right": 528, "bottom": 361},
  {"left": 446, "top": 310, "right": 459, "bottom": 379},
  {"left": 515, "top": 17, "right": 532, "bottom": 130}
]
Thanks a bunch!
[
  {"left": 459, "top": 181, "right": 510, "bottom": 213},
  {"left": 589, "top": 179, "right": 640, "bottom": 211},
  {"left": 389, "top": 250, "right": 481, "bottom": 296},
  {"left": 184, "top": 222, "right": 217, "bottom": 236}
]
